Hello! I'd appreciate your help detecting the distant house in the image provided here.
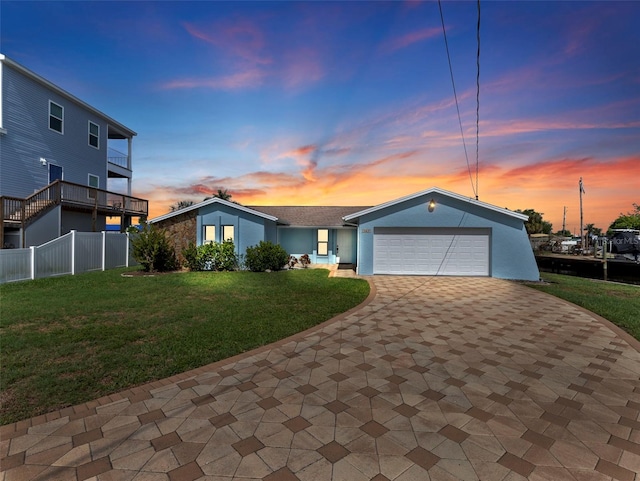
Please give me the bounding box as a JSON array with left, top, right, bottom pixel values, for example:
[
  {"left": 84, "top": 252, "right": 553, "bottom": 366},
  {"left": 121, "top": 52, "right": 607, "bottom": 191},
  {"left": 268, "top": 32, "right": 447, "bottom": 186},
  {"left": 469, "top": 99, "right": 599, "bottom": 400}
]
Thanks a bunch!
[
  {"left": 0, "top": 54, "right": 148, "bottom": 248},
  {"left": 150, "top": 187, "right": 540, "bottom": 281}
]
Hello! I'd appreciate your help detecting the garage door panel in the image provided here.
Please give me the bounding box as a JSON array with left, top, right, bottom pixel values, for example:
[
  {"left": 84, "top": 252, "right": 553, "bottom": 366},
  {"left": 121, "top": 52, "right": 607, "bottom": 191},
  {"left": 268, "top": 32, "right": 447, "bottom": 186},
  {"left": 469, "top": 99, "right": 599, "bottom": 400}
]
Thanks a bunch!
[{"left": 374, "top": 229, "right": 489, "bottom": 276}]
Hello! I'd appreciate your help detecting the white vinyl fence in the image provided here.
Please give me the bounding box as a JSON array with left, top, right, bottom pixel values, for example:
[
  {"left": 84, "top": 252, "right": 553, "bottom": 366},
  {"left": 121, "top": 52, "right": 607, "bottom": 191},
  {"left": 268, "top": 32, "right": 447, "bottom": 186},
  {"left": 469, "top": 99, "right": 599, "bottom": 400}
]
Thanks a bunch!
[{"left": 0, "top": 231, "right": 137, "bottom": 284}]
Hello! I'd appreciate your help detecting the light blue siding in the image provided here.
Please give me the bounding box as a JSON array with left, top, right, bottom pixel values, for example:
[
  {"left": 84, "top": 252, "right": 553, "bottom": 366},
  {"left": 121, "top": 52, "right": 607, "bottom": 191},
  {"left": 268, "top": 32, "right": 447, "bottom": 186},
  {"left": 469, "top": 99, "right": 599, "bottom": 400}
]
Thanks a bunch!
[
  {"left": 279, "top": 229, "right": 313, "bottom": 258},
  {"left": 356, "top": 193, "right": 539, "bottom": 281},
  {"left": 196, "top": 203, "right": 275, "bottom": 256},
  {"left": 278, "top": 228, "right": 351, "bottom": 264}
]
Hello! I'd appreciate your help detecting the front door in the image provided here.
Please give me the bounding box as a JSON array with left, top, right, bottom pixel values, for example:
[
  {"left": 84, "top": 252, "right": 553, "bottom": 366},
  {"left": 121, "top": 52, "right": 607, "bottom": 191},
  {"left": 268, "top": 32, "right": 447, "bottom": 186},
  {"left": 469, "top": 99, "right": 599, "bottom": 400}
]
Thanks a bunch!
[
  {"left": 336, "top": 229, "right": 355, "bottom": 264},
  {"left": 49, "top": 164, "right": 63, "bottom": 183}
]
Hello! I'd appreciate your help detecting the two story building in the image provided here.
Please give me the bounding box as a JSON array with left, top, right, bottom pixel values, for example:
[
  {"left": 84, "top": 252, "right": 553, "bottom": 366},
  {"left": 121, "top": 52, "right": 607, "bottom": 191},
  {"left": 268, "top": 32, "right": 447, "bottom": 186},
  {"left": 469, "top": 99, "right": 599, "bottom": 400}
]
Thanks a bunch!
[{"left": 0, "top": 54, "right": 148, "bottom": 248}]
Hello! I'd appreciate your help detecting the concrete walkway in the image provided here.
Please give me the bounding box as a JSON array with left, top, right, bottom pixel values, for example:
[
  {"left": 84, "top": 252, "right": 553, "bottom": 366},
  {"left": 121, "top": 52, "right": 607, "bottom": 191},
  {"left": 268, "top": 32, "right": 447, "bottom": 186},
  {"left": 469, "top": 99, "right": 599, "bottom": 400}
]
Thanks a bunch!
[{"left": 2, "top": 276, "right": 640, "bottom": 481}]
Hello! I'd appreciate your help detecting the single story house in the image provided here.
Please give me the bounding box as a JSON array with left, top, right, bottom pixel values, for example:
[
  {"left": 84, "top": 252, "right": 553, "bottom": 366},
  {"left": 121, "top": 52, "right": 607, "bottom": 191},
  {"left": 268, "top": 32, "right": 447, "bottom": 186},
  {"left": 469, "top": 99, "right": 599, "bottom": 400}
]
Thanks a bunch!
[{"left": 150, "top": 187, "right": 540, "bottom": 281}]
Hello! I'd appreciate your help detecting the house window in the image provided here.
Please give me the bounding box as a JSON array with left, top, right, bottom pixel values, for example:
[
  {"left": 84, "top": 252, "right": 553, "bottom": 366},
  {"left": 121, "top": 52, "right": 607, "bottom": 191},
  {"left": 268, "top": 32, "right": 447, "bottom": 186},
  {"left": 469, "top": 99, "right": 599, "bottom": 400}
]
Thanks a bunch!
[
  {"left": 318, "top": 229, "right": 329, "bottom": 256},
  {"left": 88, "top": 121, "right": 99, "bottom": 149},
  {"left": 222, "top": 225, "right": 235, "bottom": 243},
  {"left": 49, "top": 101, "right": 63, "bottom": 133},
  {"left": 88, "top": 174, "right": 99, "bottom": 199},
  {"left": 203, "top": 225, "right": 216, "bottom": 244}
]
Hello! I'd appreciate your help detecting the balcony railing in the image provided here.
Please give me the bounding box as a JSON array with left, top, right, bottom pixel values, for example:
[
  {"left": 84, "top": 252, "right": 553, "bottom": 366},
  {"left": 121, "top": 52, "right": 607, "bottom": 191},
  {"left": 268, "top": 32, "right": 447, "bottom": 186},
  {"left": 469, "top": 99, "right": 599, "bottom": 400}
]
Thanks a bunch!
[
  {"left": 1, "top": 180, "right": 148, "bottom": 248},
  {"left": 2, "top": 180, "right": 148, "bottom": 226},
  {"left": 107, "top": 147, "right": 129, "bottom": 169}
]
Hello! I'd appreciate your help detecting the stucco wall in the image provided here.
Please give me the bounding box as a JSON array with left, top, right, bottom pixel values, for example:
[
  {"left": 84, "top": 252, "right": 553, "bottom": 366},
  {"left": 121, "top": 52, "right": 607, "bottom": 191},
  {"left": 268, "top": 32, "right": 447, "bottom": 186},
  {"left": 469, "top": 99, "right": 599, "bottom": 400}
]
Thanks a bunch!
[
  {"left": 356, "top": 193, "right": 539, "bottom": 280},
  {"left": 196, "top": 203, "right": 274, "bottom": 260},
  {"left": 279, "top": 229, "right": 314, "bottom": 258},
  {"left": 278, "top": 228, "right": 344, "bottom": 264}
]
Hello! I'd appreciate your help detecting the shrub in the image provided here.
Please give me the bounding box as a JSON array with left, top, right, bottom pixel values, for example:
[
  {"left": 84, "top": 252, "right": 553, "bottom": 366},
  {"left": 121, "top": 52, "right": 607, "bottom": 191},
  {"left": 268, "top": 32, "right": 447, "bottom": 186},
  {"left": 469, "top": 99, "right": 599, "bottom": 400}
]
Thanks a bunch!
[
  {"left": 130, "top": 224, "right": 178, "bottom": 272},
  {"left": 182, "top": 241, "right": 238, "bottom": 271},
  {"left": 183, "top": 242, "right": 202, "bottom": 271},
  {"left": 244, "top": 241, "right": 289, "bottom": 272}
]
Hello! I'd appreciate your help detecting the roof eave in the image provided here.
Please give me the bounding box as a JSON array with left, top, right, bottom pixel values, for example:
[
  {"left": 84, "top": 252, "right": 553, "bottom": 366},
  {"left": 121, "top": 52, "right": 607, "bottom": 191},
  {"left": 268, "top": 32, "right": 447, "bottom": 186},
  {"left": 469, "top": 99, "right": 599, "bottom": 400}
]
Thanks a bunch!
[
  {"left": 343, "top": 187, "right": 529, "bottom": 222},
  {"left": 149, "top": 198, "right": 278, "bottom": 224},
  {"left": 0, "top": 53, "right": 136, "bottom": 138}
]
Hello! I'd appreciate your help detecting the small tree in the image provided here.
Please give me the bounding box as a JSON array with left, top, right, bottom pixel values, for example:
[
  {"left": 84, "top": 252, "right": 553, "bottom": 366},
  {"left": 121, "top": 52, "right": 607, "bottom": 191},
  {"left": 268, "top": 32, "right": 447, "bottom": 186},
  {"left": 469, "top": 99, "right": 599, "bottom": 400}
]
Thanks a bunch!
[
  {"left": 131, "top": 224, "right": 177, "bottom": 272},
  {"left": 244, "top": 241, "right": 289, "bottom": 272},
  {"left": 608, "top": 203, "right": 640, "bottom": 232},
  {"left": 516, "top": 209, "right": 552, "bottom": 235}
]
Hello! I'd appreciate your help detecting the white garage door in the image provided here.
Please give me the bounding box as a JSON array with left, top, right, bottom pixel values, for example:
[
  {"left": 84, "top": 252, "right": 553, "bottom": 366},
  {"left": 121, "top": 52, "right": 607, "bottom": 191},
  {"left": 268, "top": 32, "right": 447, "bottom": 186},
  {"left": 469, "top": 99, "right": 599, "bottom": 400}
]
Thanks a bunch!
[{"left": 373, "top": 228, "right": 490, "bottom": 276}]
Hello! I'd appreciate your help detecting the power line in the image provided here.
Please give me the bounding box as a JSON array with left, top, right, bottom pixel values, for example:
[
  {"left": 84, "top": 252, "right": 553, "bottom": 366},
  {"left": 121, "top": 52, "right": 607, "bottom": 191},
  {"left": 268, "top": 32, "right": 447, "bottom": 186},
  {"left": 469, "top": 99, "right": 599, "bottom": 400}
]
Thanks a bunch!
[
  {"left": 475, "top": 0, "right": 480, "bottom": 201},
  {"left": 438, "top": 0, "right": 477, "bottom": 200}
]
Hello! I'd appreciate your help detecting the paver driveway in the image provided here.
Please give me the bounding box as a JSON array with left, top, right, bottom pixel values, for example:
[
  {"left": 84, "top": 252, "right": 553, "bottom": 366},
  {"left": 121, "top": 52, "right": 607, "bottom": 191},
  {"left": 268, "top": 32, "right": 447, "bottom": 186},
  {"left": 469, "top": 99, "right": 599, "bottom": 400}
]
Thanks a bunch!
[{"left": 1, "top": 276, "right": 640, "bottom": 481}]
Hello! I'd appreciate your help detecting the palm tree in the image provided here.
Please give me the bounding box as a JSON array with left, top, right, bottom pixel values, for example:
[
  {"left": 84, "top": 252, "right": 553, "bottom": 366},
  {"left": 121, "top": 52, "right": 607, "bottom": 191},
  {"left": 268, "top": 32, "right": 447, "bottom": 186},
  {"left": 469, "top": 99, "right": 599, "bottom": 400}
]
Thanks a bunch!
[
  {"left": 169, "top": 200, "right": 195, "bottom": 212},
  {"left": 203, "top": 189, "right": 232, "bottom": 202},
  {"left": 215, "top": 189, "right": 232, "bottom": 201},
  {"left": 583, "top": 224, "right": 602, "bottom": 248}
]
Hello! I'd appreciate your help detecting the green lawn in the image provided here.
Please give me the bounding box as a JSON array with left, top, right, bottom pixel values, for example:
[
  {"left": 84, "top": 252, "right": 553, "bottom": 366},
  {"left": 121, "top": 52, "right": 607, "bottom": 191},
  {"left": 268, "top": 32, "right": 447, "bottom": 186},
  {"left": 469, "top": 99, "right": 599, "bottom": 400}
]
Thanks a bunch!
[
  {"left": 0, "top": 268, "right": 370, "bottom": 425},
  {"left": 527, "top": 273, "right": 640, "bottom": 340}
]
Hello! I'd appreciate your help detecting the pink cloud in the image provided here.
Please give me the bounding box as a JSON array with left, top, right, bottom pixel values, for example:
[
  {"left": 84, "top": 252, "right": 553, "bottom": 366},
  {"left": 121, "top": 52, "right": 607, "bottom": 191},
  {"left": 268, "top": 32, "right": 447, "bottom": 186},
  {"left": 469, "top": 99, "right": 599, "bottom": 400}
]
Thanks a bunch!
[
  {"left": 183, "top": 20, "right": 272, "bottom": 66},
  {"left": 480, "top": 102, "right": 640, "bottom": 138},
  {"left": 160, "top": 69, "right": 267, "bottom": 90},
  {"left": 164, "top": 18, "right": 327, "bottom": 92},
  {"left": 142, "top": 151, "right": 637, "bottom": 233},
  {"left": 381, "top": 27, "right": 441, "bottom": 53},
  {"left": 281, "top": 48, "right": 325, "bottom": 89}
]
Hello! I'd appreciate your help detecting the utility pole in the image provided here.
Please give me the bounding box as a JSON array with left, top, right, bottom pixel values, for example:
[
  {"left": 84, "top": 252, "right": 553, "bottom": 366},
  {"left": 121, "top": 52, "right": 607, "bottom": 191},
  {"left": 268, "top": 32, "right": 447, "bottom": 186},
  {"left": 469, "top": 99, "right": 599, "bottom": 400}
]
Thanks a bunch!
[
  {"left": 579, "top": 178, "right": 585, "bottom": 255},
  {"left": 562, "top": 206, "right": 567, "bottom": 235}
]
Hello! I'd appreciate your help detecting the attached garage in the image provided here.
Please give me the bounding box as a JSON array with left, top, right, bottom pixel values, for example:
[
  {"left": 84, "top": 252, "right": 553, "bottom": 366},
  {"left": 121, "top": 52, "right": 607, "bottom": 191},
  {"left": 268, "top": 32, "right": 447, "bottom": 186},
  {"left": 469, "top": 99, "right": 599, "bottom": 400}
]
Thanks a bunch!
[
  {"left": 373, "top": 227, "right": 490, "bottom": 276},
  {"left": 344, "top": 187, "right": 540, "bottom": 281}
]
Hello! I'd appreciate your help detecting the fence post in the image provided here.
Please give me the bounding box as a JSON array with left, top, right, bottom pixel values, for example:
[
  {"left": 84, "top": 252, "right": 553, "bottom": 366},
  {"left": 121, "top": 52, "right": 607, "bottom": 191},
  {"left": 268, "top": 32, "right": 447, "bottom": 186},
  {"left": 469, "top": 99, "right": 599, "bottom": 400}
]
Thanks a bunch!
[
  {"left": 102, "top": 231, "right": 107, "bottom": 271},
  {"left": 71, "top": 230, "right": 76, "bottom": 276},
  {"left": 30, "top": 246, "right": 36, "bottom": 280},
  {"left": 126, "top": 231, "right": 130, "bottom": 267}
]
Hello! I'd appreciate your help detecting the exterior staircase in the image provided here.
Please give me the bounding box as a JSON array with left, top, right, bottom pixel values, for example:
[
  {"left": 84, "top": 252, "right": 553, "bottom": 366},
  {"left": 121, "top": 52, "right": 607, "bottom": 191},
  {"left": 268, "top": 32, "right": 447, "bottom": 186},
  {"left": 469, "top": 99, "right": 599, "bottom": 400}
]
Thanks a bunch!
[{"left": 1, "top": 180, "right": 148, "bottom": 248}]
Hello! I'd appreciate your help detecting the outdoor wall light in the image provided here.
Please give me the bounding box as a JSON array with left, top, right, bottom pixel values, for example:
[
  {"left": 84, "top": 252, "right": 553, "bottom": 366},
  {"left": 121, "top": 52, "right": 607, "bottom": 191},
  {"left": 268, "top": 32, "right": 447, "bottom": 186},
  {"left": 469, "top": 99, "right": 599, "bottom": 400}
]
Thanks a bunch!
[
  {"left": 428, "top": 198, "right": 436, "bottom": 212},
  {"left": 39, "top": 157, "right": 47, "bottom": 166}
]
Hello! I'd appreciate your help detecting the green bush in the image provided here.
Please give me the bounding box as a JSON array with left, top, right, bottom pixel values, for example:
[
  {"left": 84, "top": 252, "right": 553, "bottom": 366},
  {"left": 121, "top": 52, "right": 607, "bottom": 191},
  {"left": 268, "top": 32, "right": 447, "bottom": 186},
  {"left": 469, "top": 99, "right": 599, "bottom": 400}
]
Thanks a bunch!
[
  {"left": 130, "top": 224, "right": 177, "bottom": 272},
  {"left": 183, "top": 242, "right": 202, "bottom": 271},
  {"left": 183, "top": 241, "right": 238, "bottom": 271},
  {"left": 244, "top": 241, "right": 289, "bottom": 272}
]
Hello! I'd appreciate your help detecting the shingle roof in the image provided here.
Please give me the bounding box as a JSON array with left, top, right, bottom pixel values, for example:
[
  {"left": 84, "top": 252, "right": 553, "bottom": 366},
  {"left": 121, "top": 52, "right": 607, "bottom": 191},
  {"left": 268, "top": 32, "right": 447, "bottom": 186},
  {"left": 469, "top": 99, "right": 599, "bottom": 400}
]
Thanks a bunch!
[{"left": 247, "top": 206, "right": 370, "bottom": 227}]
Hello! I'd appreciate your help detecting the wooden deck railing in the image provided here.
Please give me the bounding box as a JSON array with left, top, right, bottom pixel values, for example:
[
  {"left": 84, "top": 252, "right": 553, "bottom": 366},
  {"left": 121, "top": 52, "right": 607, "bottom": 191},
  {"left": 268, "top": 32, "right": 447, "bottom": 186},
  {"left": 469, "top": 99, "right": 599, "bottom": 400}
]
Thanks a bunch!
[{"left": 1, "top": 180, "right": 148, "bottom": 248}]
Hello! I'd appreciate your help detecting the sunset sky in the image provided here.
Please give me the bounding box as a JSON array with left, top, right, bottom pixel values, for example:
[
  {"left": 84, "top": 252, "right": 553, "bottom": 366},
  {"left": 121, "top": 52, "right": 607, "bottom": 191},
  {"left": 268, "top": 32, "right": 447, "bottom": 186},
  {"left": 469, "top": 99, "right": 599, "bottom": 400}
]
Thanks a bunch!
[{"left": 2, "top": 1, "right": 639, "bottom": 232}]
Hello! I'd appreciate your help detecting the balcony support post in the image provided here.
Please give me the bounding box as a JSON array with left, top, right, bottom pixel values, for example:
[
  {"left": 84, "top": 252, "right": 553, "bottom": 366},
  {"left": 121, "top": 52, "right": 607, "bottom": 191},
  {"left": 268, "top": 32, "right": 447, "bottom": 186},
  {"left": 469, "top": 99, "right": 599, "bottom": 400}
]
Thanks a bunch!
[
  {"left": 126, "top": 138, "right": 132, "bottom": 196},
  {"left": 0, "top": 198, "right": 4, "bottom": 248}
]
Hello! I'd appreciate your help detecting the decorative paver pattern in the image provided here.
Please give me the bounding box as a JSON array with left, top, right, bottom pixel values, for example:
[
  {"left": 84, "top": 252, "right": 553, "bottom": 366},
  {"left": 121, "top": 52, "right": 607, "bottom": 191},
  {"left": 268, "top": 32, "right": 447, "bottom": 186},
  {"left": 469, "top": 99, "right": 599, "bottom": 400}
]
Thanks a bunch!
[{"left": 2, "top": 276, "right": 640, "bottom": 480}]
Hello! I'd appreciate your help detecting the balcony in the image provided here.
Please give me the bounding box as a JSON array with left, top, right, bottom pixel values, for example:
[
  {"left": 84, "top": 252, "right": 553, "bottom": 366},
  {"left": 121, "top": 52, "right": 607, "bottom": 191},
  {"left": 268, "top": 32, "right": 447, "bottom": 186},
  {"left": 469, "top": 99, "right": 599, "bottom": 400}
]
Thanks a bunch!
[
  {"left": 2, "top": 180, "right": 148, "bottom": 229},
  {"left": 59, "top": 181, "right": 148, "bottom": 217},
  {"left": 108, "top": 147, "right": 132, "bottom": 179}
]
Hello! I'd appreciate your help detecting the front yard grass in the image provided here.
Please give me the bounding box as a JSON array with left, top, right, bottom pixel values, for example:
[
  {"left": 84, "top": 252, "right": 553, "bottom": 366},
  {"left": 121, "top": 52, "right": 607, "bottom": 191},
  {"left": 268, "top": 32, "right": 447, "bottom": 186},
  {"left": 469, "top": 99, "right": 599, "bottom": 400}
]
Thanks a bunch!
[
  {"left": 527, "top": 272, "right": 640, "bottom": 340},
  {"left": 0, "top": 268, "right": 370, "bottom": 425}
]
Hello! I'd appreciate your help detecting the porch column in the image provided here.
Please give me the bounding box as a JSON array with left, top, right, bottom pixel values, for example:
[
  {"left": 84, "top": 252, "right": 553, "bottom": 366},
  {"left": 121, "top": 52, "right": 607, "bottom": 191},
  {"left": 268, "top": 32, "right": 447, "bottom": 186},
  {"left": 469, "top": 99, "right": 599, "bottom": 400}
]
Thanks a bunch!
[{"left": 127, "top": 138, "right": 132, "bottom": 197}]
